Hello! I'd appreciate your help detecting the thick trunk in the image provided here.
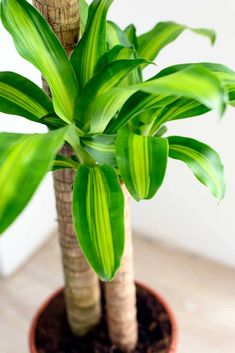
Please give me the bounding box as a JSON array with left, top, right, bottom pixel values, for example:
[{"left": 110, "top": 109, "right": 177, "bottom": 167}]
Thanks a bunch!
[
  {"left": 53, "top": 146, "right": 101, "bottom": 335},
  {"left": 105, "top": 186, "right": 138, "bottom": 352},
  {"left": 32, "top": 0, "right": 101, "bottom": 336},
  {"left": 32, "top": 0, "right": 80, "bottom": 55}
]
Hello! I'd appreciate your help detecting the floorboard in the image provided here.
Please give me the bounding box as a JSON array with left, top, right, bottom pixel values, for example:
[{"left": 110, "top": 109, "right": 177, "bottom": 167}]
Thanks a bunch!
[{"left": 0, "top": 234, "right": 234, "bottom": 353}]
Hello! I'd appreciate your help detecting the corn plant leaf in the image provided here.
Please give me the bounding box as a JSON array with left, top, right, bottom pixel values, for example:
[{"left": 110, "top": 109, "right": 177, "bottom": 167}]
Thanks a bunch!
[
  {"left": 156, "top": 98, "right": 208, "bottom": 122},
  {"left": 107, "top": 64, "right": 226, "bottom": 133},
  {"left": 168, "top": 136, "right": 226, "bottom": 199},
  {"left": 72, "top": 164, "right": 125, "bottom": 281},
  {"left": 157, "top": 62, "right": 235, "bottom": 104},
  {"left": 203, "top": 63, "right": 235, "bottom": 104},
  {"left": 82, "top": 134, "right": 116, "bottom": 165},
  {"left": 79, "top": 0, "right": 131, "bottom": 49},
  {"left": 107, "top": 21, "right": 131, "bottom": 48},
  {"left": 97, "top": 45, "right": 135, "bottom": 71},
  {"left": 1, "top": 0, "right": 78, "bottom": 123},
  {"left": 133, "top": 63, "right": 235, "bottom": 134},
  {"left": 141, "top": 62, "right": 235, "bottom": 134},
  {"left": 203, "top": 63, "right": 235, "bottom": 105},
  {"left": 80, "top": 64, "right": 226, "bottom": 135},
  {"left": 124, "top": 24, "right": 139, "bottom": 50},
  {"left": 71, "top": 0, "right": 113, "bottom": 88},
  {"left": 138, "top": 21, "right": 216, "bottom": 67},
  {"left": 97, "top": 46, "right": 142, "bottom": 85},
  {"left": 51, "top": 154, "right": 79, "bottom": 171},
  {"left": 145, "top": 98, "right": 209, "bottom": 136},
  {"left": 106, "top": 92, "right": 176, "bottom": 133},
  {"left": 122, "top": 26, "right": 143, "bottom": 83},
  {"left": 0, "top": 127, "right": 68, "bottom": 234},
  {"left": 75, "top": 58, "right": 146, "bottom": 133},
  {"left": 116, "top": 126, "right": 169, "bottom": 201},
  {"left": 134, "top": 65, "right": 226, "bottom": 114},
  {"left": 0, "top": 71, "right": 53, "bottom": 123},
  {"left": 80, "top": 0, "right": 89, "bottom": 34},
  {"left": 41, "top": 115, "right": 67, "bottom": 129}
]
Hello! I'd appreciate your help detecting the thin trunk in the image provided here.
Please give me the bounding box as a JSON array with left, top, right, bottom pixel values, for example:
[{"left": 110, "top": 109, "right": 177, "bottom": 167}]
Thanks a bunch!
[
  {"left": 105, "top": 186, "right": 138, "bottom": 352},
  {"left": 32, "top": 0, "right": 101, "bottom": 336}
]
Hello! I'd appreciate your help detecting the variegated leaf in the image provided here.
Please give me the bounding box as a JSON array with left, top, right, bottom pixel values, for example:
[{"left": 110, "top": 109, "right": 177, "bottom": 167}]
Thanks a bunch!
[
  {"left": 1, "top": 0, "right": 78, "bottom": 123},
  {"left": 71, "top": 0, "right": 113, "bottom": 88},
  {"left": 138, "top": 21, "right": 215, "bottom": 67},
  {"left": 0, "top": 71, "right": 53, "bottom": 122},
  {"left": 82, "top": 134, "right": 116, "bottom": 165},
  {"left": 0, "top": 127, "right": 68, "bottom": 234},
  {"left": 72, "top": 164, "right": 125, "bottom": 281},
  {"left": 116, "top": 126, "right": 169, "bottom": 201},
  {"left": 168, "top": 136, "right": 226, "bottom": 199},
  {"left": 106, "top": 65, "right": 226, "bottom": 133},
  {"left": 75, "top": 58, "right": 146, "bottom": 133}
]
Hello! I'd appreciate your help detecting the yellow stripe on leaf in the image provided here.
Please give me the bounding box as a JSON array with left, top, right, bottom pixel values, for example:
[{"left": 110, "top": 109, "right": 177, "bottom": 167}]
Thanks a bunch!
[{"left": 72, "top": 164, "right": 124, "bottom": 281}]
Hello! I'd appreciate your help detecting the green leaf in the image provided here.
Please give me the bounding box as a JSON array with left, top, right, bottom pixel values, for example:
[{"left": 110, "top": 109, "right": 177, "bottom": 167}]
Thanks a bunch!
[
  {"left": 79, "top": 62, "right": 226, "bottom": 135},
  {"left": 72, "top": 164, "right": 125, "bottom": 281},
  {"left": 116, "top": 126, "right": 169, "bottom": 201},
  {"left": 141, "top": 65, "right": 235, "bottom": 135},
  {"left": 97, "top": 45, "right": 142, "bottom": 85},
  {"left": 133, "top": 62, "right": 235, "bottom": 134},
  {"left": 146, "top": 98, "right": 209, "bottom": 135},
  {"left": 82, "top": 134, "right": 116, "bottom": 166},
  {"left": 168, "top": 136, "right": 226, "bottom": 199},
  {"left": 51, "top": 154, "right": 79, "bottom": 171},
  {"left": 107, "top": 64, "right": 226, "bottom": 133},
  {"left": 138, "top": 21, "right": 216, "bottom": 67},
  {"left": 0, "top": 127, "right": 68, "bottom": 234},
  {"left": 0, "top": 71, "right": 53, "bottom": 122},
  {"left": 207, "top": 63, "right": 235, "bottom": 104},
  {"left": 160, "top": 62, "right": 235, "bottom": 104},
  {"left": 65, "top": 125, "right": 96, "bottom": 166},
  {"left": 80, "top": 0, "right": 89, "bottom": 35},
  {"left": 106, "top": 92, "right": 176, "bottom": 133},
  {"left": 135, "top": 65, "right": 226, "bottom": 115},
  {"left": 1, "top": 0, "right": 78, "bottom": 124},
  {"left": 124, "top": 24, "right": 139, "bottom": 50},
  {"left": 107, "top": 21, "right": 131, "bottom": 48},
  {"left": 41, "top": 115, "right": 67, "bottom": 129},
  {"left": 75, "top": 58, "right": 146, "bottom": 133},
  {"left": 71, "top": 0, "right": 113, "bottom": 88},
  {"left": 97, "top": 45, "right": 135, "bottom": 70}
]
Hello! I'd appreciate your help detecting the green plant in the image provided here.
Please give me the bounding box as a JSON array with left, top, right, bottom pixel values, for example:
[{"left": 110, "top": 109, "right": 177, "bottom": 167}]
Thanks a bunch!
[{"left": 1, "top": 0, "right": 235, "bottom": 350}]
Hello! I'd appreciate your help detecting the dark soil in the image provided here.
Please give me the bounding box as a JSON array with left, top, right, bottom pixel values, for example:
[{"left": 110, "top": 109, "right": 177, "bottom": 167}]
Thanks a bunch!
[{"left": 35, "top": 284, "right": 172, "bottom": 353}]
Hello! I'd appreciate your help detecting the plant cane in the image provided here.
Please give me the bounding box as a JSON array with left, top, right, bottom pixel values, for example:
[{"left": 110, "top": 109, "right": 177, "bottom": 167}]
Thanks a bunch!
[{"left": 1, "top": 0, "right": 235, "bottom": 351}]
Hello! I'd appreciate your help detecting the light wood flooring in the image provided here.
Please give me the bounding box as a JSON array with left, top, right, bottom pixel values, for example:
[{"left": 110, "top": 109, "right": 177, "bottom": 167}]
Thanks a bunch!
[{"left": 0, "top": 234, "right": 235, "bottom": 353}]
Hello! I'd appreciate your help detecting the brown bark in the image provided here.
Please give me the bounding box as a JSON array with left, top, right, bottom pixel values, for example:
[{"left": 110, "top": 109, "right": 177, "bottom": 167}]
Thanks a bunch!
[
  {"left": 32, "top": 0, "right": 101, "bottom": 336},
  {"left": 105, "top": 186, "right": 138, "bottom": 352},
  {"left": 32, "top": 0, "right": 80, "bottom": 55},
  {"left": 53, "top": 146, "right": 101, "bottom": 336}
]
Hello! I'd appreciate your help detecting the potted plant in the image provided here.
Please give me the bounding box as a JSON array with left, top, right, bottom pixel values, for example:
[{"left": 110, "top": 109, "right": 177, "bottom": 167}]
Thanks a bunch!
[{"left": 1, "top": 0, "right": 235, "bottom": 352}]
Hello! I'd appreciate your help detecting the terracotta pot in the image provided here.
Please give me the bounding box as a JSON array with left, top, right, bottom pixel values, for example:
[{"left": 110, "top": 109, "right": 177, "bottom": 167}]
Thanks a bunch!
[{"left": 29, "top": 281, "right": 178, "bottom": 353}]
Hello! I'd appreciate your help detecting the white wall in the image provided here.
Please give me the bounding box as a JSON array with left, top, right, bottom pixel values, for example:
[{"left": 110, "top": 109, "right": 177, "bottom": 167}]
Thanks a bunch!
[{"left": 0, "top": 0, "right": 235, "bottom": 274}]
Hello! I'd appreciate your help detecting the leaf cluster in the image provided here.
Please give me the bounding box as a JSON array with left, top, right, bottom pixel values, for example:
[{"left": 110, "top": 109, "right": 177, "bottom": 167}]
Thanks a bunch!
[{"left": 0, "top": 0, "right": 233, "bottom": 280}]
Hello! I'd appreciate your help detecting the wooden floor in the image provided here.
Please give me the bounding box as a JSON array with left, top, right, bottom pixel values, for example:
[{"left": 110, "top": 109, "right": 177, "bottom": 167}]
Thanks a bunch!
[{"left": 0, "top": 234, "right": 235, "bottom": 353}]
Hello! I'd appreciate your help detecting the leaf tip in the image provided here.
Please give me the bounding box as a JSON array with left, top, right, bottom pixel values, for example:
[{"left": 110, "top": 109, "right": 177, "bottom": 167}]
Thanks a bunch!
[{"left": 209, "top": 30, "right": 217, "bottom": 46}]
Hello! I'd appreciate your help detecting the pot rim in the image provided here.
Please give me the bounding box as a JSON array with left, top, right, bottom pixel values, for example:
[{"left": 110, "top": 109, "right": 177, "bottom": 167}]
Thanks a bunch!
[{"left": 29, "top": 281, "right": 178, "bottom": 353}]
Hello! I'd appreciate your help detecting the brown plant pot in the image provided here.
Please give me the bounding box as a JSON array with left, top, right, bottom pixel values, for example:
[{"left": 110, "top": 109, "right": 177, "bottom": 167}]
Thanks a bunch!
[{"left": 29, "top": 281, "right": 178, "bottom": 353}]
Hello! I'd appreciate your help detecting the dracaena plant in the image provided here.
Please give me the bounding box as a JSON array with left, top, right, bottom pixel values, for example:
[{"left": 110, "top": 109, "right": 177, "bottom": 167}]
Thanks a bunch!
[{"left": 1, "top": 0, "right": 235, "bottom": 284}]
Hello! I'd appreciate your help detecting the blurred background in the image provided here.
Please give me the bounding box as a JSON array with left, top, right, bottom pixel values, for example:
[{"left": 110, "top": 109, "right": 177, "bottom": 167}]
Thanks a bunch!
[
  {"left": 0, "top": 1, "right": 235, "bottom": 353},
  {"left": 1, "top": 0, "right": 235, "bottom": 275}
]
